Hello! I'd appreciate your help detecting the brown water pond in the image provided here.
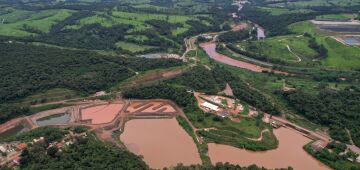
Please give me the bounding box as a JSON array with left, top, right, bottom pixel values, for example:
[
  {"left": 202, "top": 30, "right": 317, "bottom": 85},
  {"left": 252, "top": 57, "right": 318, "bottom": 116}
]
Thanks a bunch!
[
  {"left": 0, "top": 124, "right": 28, "bottom": 139},
  {"left": 120, "top": 118, "right": 201, "bottom": 169},
  {"left": 208, "top": 127, "right": 330, "bottom": 170}
]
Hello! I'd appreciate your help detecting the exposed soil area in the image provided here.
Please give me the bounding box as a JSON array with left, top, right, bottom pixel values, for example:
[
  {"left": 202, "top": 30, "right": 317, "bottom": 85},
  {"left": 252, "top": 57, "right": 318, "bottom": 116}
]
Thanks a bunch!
[{"left": 81, "top": 103, "right": 124, "bottom": 124}]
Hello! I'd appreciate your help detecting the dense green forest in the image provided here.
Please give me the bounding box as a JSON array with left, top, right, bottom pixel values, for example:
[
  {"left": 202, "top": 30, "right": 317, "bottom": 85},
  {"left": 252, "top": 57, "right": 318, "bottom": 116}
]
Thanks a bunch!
[
  {"left": 0, "top": 42, "right": 181, "bottom": 123},
  {"left": 0, "top": 0, "right": 235, "bottom": 55},
  {"left": 218, "top": 29, "right": 251, "bottom": 43},
  {"left": 281, "top": 87, "right": 360, "bottom": 147},
  {"left": 304, "top": 141, "right": 360, "bottom": 170},
  {"left": 0, "top": 42, "right": 182, "bottom": 103},
  {"left": 19, "top": 136, "right": 148, "bottom": 170}
]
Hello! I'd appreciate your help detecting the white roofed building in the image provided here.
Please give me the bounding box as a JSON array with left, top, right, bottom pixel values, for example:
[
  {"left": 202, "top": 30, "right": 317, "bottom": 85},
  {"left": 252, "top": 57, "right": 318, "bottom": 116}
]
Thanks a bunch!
[{"left": 201, "top": 102, "right": 219, "bottom": 112}]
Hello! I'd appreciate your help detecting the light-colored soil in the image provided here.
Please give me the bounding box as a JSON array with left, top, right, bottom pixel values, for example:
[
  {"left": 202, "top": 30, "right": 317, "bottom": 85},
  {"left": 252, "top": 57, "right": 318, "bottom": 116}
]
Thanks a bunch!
[
  {"left": 231, "top": 23, "right": 248, "bottom": 31},
  {"left": 81, "top": 103, "right": 124, "bottom": 124},
  {"left": 221, "top": 83, "right": 234, "bottom": 97}
]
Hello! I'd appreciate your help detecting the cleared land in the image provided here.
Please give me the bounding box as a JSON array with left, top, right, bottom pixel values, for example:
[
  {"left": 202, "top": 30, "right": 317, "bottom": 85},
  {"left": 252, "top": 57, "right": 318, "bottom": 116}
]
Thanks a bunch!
[
  {"left": 19, "top": 88, "right": 79, "bottom": 105},
  {"left": 81, "top": 103, "right": 124, "bottom": 124},
  {"left": 115, "top": 41, "right": 157, "bottom": 53}
]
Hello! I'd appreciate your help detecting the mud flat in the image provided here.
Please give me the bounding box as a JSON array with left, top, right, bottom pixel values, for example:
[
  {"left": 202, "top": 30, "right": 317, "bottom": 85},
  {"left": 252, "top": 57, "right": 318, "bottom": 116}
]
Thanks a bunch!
[
  {"left": 36, "top": 113, "right": 70, "bottom": 126},
  {"left": 199, "top": 42, "right": 287, "bottom": 75},
  {"left": 81, "top": 103, "right": 123, "bottom": 124},
  {"left": 208, "top": 127, "right": 330, "bottom": 170},
  {"left": 120, "top": 118, "right": 201, "bottom": 169}
]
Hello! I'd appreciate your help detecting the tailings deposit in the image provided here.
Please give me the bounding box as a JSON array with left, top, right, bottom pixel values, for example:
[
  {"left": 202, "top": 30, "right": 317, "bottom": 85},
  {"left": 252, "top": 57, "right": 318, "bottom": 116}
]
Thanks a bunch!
[
  {"left": 81, "top": 103, "right": 123, "bottom": 124},
  {"left": 0, "top": 125, "right": 28, "bottom": 139},
  {"left": 36, "top": 113, "right": 70, "bottom": 126},
  {"left": 120, "top": 118, "right": 201, "bottom": 169},
  {"left": 208, "top": 127, "right": 330, "bottom": 170}
]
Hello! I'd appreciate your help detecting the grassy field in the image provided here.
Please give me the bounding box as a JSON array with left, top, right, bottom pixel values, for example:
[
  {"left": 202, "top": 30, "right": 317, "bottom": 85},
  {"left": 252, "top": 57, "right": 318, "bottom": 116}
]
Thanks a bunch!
[
  {"left": 236, "top": 35, "right": 318, "bottom": 64},
  {"left": 196, "top": 116, "right": 278, "bottom": 151},
  {"left": 124, "top": 35, "right": 149, "bottom": 42},
  {"left": 258, "top": 7, "right": 313, "bottom": 16},
  {"left": 66, "top": 10, "right": 193, "bottom": 35},
  {"left": 19, "top": 88, "right": 79, "bottom": 105},
  {"left": 316, "top": 13, "right": 356, "bottom": 20},
  {"left": 115, "top": 41, "right": 157, "bottom": 53},
  {"left": 289, "top": 21, "right": 360, "bottom": 70},
  {"left": 194, "top": 116, "right": 265, "bottom": 138},
  {"left": 0, "top": 9, "right": 74, "bottom": 36},
  {"left": 269, "top": 0, "right": 360, "bottom": 8}
]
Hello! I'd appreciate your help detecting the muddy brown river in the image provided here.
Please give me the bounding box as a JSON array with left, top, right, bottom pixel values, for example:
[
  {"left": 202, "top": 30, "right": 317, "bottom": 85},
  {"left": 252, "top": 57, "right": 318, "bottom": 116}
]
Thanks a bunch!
[
  {"left": 208, "top": 127, "right": 330, "bottom": 170},
  {"left": 199, "top": 42, "right": 288, "bottom": 75},
  {"left": 120, "top": 118, "right": 201, "bottom": 169}
]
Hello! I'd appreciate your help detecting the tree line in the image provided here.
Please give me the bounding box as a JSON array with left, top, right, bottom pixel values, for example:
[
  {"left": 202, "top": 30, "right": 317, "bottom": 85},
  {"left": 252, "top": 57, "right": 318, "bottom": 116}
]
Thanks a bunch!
[{"left": 279, "top": 87, "right": 360, "bottom": 147}]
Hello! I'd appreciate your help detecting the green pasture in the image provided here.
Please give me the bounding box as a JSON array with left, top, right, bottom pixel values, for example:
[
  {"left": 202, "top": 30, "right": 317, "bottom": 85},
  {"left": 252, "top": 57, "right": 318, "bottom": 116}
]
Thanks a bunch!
[
  {"left": 125, "top": 35, "right": 149, "bottom": 42},
  {"left": 195, "top": 116, "right": 278, "bottom": 151},
  {"left": 269, "top": 0, "right": 360, "bottom": 8},
  {"left": 237, "top": 35, "right": 318, "bottom": 63},
  {"left": 0, "top": 9, "right": 74, "bottom": 37},
  {"left": 115, "top": 41, "right": 157, "bottom": 53},
  {"left": 258, "top": 7, "right": 312, "bottom": 16},
  {"left": 316, "top": 13, "right": 356, "bottom": 20},
  {"left": 66, "top": 10, "right": 194, "bottom": 35},
  {"left": 289, "top": 21, "right": 360, "bottom": 70},
  {"left": 320, "top": 37, "right": 360, "bottom": 69},
  {"left": 19, "top": 88, "right": 79, "bottom": 105}
]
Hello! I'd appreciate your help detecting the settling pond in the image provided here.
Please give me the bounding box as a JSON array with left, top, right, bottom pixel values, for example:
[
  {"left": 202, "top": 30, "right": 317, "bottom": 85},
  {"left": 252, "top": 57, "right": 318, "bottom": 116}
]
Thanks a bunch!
[
  {"left": 320, "top": 25, "right": 360, "bottom": 33},
  {"left": 208, "top": 127, "right": 330, "bottom": 170},
  {"left": 120, "top": 118, "right": 201, "bottom": 169},
  {"left": 0, "top": 125, "right": 28, "bottom": 139},
  {"left": 36, "top": 113, "right": 70, "bottom": 126}
]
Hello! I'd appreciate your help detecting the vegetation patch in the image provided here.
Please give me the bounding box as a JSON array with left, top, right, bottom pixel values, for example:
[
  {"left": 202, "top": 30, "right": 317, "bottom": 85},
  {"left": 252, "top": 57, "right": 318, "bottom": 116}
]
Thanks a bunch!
[
  {"left": 0, "top": 9, "right": 74, "bottom": 37},
  {"left": 115, "top": 41, "right": 157, "bottom": 53},
  {"left": 289, "top": 21, "right": 360, "bottom": 70}
]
